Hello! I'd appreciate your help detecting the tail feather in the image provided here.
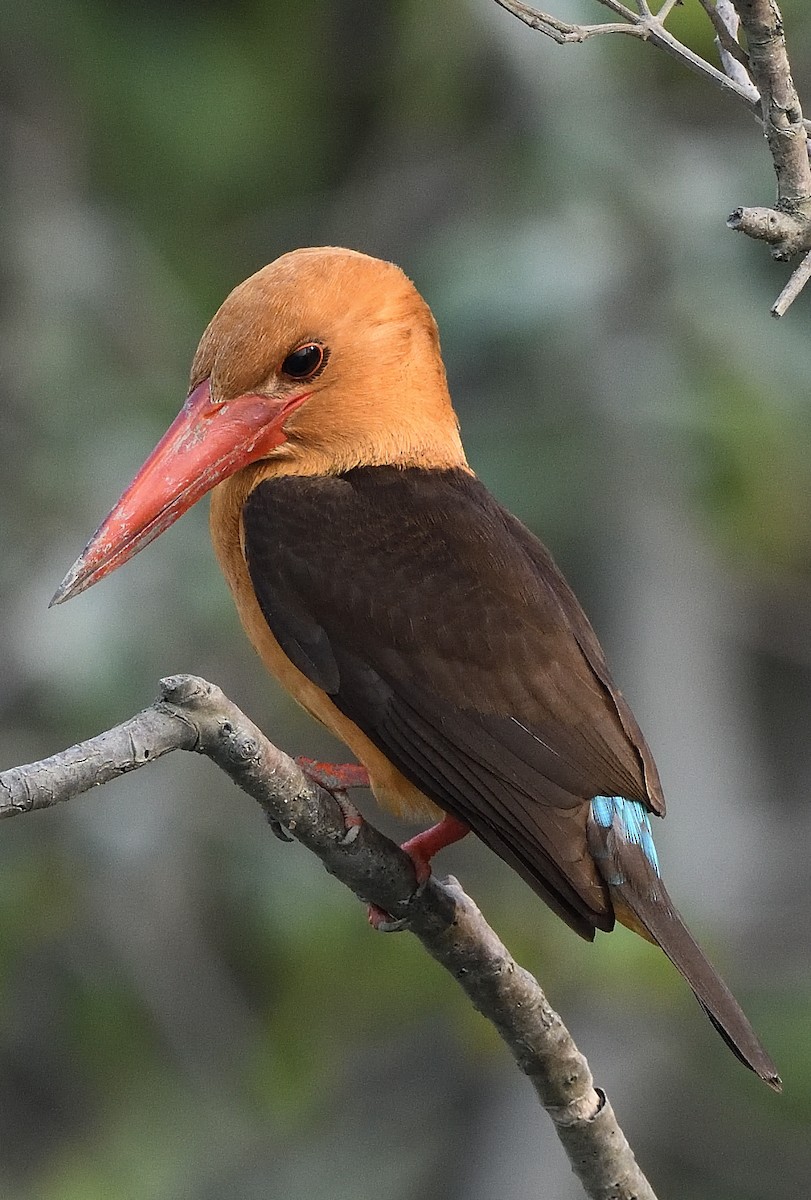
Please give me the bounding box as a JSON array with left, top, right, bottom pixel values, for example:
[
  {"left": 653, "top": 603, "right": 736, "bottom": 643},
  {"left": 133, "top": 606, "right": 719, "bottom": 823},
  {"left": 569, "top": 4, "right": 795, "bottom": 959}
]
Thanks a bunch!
[
  {"left": 589, "top": 797, "right": 781, "bottom": 1091},
  {"left": 615, "top": 884, "right": 781, "bottom": 1091}
]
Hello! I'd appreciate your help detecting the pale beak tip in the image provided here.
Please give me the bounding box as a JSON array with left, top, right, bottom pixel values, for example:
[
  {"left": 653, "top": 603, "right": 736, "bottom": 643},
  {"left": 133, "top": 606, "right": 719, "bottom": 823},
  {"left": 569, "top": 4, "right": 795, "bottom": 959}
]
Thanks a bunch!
[{"left": 49, "top": 561, "right": 86, "bottom": 608}]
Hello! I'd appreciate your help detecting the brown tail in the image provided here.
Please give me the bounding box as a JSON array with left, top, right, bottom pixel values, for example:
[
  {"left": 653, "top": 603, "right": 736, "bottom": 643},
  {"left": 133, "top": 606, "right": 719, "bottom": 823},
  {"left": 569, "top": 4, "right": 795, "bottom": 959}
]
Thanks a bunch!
[{"left": 613, "top": 884, "right": 781, "bottom": 1091}]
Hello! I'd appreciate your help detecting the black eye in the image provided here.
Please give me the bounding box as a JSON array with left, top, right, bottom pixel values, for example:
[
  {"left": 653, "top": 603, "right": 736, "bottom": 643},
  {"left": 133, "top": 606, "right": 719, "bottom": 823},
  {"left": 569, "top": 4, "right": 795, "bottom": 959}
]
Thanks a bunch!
[{"left": 281, "top": 343, "right": 326, "bottom": 380}]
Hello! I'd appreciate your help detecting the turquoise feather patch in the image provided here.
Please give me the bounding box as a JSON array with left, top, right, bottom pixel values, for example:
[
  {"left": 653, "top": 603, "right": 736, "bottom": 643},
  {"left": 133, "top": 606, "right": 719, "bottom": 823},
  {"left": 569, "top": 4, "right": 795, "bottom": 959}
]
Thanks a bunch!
[{"left": 591, "top": 795, "right": 660, "bottom": 877}]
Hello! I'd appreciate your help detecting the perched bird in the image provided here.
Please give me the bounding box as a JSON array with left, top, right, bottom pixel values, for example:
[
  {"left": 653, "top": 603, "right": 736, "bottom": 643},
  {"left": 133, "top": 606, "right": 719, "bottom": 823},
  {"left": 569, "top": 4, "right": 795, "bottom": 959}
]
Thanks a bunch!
[{"left": 53, "top": 247, "right": 780, "bottom": 1089}]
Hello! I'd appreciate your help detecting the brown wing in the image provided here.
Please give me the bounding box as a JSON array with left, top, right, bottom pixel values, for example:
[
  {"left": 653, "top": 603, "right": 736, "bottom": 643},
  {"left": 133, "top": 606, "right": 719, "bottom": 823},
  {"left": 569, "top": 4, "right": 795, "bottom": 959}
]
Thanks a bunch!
[{"left": 241, "top": 466, "right": 664, "bottom": 938}]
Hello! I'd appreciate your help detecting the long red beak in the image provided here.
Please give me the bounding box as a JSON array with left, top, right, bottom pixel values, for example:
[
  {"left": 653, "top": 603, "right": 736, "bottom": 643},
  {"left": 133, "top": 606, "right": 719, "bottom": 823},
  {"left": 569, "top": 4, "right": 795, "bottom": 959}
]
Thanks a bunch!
[{"left": 51, "top": 378, "right": 307, "bottom": 605}]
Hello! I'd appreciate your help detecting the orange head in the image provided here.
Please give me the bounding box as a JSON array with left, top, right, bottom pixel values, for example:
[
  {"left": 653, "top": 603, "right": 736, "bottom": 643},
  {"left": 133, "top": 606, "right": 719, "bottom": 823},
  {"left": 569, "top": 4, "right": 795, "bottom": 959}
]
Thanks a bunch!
[{"left": 52, "top": 247, "right": 467, "bottom": 605}]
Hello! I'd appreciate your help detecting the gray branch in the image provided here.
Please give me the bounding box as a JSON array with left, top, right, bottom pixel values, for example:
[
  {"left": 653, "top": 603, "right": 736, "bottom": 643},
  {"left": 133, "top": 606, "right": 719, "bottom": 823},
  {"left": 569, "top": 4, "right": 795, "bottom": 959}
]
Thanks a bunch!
[
  {"left": 492, "top": 0, "right": 761, "bottom": 111},
  {"left": 701, "top": 0, "right": 757, "bottom": 87},
  {"left": 0, "top": 674, "right": 658, "bottom": 1200},
  {"left": 492, "top": 0, "right": 811, "bottom": 314},
  {"left": 726, "top": 0, "right": 811, "bottom": 314},
  {"left": 731, "top": 0, "right": 811, "bottom": 214}
]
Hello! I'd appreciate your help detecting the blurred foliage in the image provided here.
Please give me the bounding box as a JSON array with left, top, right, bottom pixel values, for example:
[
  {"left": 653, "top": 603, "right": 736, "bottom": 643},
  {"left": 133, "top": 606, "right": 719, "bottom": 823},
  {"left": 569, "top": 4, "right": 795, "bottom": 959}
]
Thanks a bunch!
[{"left": 1, "top": 1, "right": 811, "bottom": 1197}]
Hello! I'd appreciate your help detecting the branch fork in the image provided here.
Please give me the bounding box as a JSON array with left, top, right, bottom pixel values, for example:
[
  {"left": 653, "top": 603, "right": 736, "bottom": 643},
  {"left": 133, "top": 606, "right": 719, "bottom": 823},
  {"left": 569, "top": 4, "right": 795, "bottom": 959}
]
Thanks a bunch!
[{"left": 494, "top": 0, "right": 811, "bottom": 314}]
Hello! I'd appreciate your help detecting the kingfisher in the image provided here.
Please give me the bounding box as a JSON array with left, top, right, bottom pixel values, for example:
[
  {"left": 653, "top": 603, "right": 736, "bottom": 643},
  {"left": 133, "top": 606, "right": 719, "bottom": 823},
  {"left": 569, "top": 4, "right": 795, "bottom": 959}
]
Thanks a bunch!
[{"left": 53, "top": 247, "right": 780, "bottom": 1089}]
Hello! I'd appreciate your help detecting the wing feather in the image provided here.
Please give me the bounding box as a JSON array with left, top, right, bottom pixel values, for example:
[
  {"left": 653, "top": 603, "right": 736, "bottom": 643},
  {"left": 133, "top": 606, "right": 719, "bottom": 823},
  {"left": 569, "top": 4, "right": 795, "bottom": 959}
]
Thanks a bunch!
[{"left": 242, "top": 466, "right": 660, "bottom": 934}]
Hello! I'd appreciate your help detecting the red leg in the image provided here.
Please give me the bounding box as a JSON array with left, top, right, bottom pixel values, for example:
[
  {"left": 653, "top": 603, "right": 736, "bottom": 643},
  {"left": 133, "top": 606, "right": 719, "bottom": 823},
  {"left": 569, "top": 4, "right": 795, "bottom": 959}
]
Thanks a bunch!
[
  {"left": 368, "top": 814, "right": 470, "bottom": 931},
  {"left": 295, "top": 758, "right": 469, "bottom": 929},
  {"left": 399, "top": 814, "right": 471, "bottom": 885}
]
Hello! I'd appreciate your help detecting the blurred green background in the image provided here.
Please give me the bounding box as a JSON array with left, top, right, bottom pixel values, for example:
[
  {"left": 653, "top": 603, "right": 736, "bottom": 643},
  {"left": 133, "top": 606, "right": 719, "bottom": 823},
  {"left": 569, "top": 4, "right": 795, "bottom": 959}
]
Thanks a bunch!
[{"left": 1, "top": 1, "right": 810, "bottom": 1196}]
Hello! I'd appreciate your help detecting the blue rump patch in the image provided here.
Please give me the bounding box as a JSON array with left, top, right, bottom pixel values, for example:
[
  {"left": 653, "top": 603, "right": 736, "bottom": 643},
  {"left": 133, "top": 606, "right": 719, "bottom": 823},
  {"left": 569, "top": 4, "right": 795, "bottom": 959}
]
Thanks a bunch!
[{"left": 591, "top": 795, "right": 660, "bottom": 876}]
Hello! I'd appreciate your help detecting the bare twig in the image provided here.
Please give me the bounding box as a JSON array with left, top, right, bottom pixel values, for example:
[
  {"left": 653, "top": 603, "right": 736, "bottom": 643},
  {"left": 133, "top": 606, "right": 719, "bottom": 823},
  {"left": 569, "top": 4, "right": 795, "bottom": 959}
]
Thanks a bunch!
[
  {"left": 770, "top": 247, "right": 811, "bottom": 316},
  {"left": 724, "top": 0, "right": 811, "bottom": 313},
  {"left": 727, "top": 2, "right": 811, "bottom": 257},
  {"left": 734, "top": 0, "right": 811, "bottom": 200},
  {"left": 699, "top": 0, "right": 756, "bottom": 81},
  {"left": 493, "top": 0, "right": 811, "bottom": 312},
  {"left": 0, "top": 674, "right": 659, "bottom": 1200},
  {"left": 493, "top": 0, "right": 761, "bottom": 111},
  {"left": 489, "top": 1, "right": 637, "bottom": 41},
  {"left": 593, "top": 0, "right": 640, "bottom": 19}
]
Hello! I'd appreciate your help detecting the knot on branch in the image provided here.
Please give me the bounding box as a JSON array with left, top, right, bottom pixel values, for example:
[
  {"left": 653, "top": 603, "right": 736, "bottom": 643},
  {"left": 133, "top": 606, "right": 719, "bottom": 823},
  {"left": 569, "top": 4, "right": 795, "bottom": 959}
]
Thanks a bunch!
[
  {"left": 545, "top": 1084, "right": 605, "bottom": 1127},
  {"left": 160, "top": 673, "right": 219, "bottom": 709},
  {"left": 727, "top": 201, "right": 811, "bottom": 258},
  {"left": 217, "top": 721, "right": 260, "bottom": 766}
]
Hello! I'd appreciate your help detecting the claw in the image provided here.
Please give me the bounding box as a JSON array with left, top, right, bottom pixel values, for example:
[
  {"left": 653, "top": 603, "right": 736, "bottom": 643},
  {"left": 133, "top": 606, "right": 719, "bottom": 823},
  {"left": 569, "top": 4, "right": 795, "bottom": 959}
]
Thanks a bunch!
[
  {"left": 294, "top": 757, "right": 367, "bottom": 845},
  {"left": 367, "top": 813, "right": 470, "bottom": 931},
  {"left": 266, "top": 815, "right": 295, "bottom": 842},
  {"left": 368, "top": 905, "right": 409, "bottom": 933},
  {"left": 334, "top": 793, "right": 363, "bottom": 845}
]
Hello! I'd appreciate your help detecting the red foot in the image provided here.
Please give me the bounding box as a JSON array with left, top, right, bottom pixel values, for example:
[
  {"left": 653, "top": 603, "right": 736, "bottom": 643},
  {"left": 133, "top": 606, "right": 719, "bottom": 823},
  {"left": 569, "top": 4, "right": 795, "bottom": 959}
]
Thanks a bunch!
[
  {"left": 295, "top": 757, "right": 369, "bottom": 845},
  {"left": 368, "top": 814, "right": 470, "bottom": 931},
  {"left": 295, "top": 757, "right": 370, "bottom": 792}
]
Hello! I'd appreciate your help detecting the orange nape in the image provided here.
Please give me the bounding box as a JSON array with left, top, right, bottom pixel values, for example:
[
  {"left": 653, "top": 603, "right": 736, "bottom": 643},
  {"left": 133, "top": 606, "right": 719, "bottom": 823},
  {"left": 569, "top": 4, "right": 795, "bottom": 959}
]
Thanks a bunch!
[{"left": 52, "top": 246, "right": 780, "bottom": 1089}]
